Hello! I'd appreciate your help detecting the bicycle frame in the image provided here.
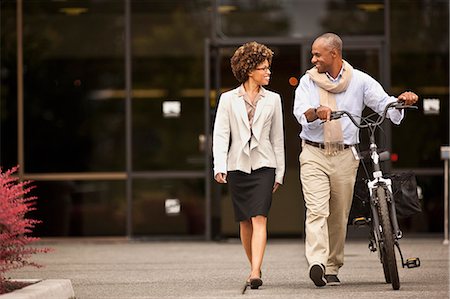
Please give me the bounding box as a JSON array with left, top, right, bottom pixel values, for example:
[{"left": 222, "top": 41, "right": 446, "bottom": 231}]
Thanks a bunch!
[
  {"left": 330, "top": 101, "right": 420, "bottom": 290},
  {"left": 331, "top": 101, "right": 412, "bottom": 240},
  {"left": 365, "top": 136, "right": 402, "bottom": 240}
]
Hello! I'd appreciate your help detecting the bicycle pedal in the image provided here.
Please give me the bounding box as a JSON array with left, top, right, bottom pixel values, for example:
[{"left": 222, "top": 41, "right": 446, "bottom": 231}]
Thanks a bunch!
[
  {"left": 352, "top": 217, "right": 368, "bottom": 226},
  {"left": 405, "top": 257, "right": 421, "bottom": 268}
]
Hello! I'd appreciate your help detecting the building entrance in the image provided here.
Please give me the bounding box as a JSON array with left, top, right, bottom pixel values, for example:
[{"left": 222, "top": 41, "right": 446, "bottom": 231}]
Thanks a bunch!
[{"left": 206, "top": 38, "right": 385, "bottom": 239}]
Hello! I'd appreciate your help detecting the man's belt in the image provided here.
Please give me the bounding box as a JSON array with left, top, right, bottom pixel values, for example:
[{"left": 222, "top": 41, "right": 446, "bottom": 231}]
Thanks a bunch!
[{"left": 303, "top": 139, "right": 353, "bottom": 149}]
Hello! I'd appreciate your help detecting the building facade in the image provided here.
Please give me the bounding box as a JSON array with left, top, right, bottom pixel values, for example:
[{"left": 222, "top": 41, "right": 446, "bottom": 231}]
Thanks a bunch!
[{"left": 1, "top": 0, "right": 448, "bottom": 239}]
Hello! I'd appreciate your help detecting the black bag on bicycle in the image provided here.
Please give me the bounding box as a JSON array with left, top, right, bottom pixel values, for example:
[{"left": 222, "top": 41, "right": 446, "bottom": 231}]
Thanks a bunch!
[
  {"left": 349, "top": 172, "right": 422, "bottom": 224},
  {"left": 387, "top": 172, "right": 422, "bottom": 218}
]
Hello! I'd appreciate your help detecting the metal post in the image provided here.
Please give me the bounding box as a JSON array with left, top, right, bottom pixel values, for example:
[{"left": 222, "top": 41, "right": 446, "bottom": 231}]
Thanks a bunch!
[
  {"left": 446, "top": 0, "right": 450, "bottom": 246},
  {"left": 444, "top": 160, "right": 448, "bottom": 245},
  {"left": 441, "top": 146, "right": 450, "bottom": 245},
  {"left": 204, "top": 38, "right": 211, "bottom": 240},
  {"left": 124, "top": 0, "right": 133, "bottom": 239},
  {"left": 17, "top": 0, "right": 24, "bottom": 177}
]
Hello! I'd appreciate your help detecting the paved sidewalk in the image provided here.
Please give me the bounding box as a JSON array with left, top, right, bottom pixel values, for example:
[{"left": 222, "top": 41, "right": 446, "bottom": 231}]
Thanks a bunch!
[{"left": 7, "top": 235, "right": 449, "bottom": 299}]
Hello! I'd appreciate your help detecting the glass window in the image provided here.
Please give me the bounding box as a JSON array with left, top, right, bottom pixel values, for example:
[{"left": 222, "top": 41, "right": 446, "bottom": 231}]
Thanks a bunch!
[
  {"left": 0, "top": 1, "right": 18, "bottom": 170},
  {"left": 30, "top": 180, "right": 126, "bottom": 237},
  {"left": 399, "top": 175, "right": 444, "bottom": 233},
  {"left": 132, "top": 178, "right": 205, "bottom": 236},
  {"left": 217, "top": 0, "right": 385, "bottom": 38},
  {"left": 22, "top": 1, "right": 126, "bottom": 173},
  {"left": 131, "top": 0, "right": 210, "bottom": 171},
  {"left": 132, "top": 97, "right": 205, "bottom": 171},
  {"left": 390, "top": 0, "right": 449, "bottom": 169}
]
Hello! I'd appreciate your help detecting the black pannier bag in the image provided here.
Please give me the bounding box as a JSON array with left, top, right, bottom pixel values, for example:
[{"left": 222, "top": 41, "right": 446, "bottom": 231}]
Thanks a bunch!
[
  {"left": 388, "top": 172, "right": 422, "bottom": 218},
  {"left": 348, "top": 172, "right": 422, "bottom": 224}
]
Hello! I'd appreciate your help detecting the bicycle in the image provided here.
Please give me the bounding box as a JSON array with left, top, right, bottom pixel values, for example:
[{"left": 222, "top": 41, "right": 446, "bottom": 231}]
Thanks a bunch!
[{"left": 329, "top": 101, "right": 421, "bottom": 290}]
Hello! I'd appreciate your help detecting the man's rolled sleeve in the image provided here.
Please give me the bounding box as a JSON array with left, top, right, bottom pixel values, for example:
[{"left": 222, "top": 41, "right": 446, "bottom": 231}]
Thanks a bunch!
[{"left": 293, "top": 75, "right": 321, "bottom": 129}]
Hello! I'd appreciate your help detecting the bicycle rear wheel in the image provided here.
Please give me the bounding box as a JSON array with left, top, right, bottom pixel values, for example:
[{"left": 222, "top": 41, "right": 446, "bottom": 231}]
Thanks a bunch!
[{"left": 377, "top": 186, "right": 400, "bottom": 290}]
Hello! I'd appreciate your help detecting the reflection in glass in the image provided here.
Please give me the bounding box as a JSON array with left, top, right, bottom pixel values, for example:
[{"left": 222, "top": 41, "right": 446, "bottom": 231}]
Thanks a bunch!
[
  {"left": 132, "top": 178, "right": 205, "bottom": 236},
  {"left": 217, "top": 0, "right": 384, "bottom": 37},
  {"left": 131, "top": 0, "right": 209, "bottom": 171},
  {"left": 390, "top": 0, "right": 449, "bottom": 169},
  {"left": 1, "top": 0, "right": 447, "bottom": 238},
  {"left": 132, "top": 98, "right": 204, "bottom": 171},
  {"left": 0, "top": 2, "right": 18, "bottom": 169},
  {"left": 21, "top": 1, "right": 126, "bottom": 173},
  {"left": 30, "top": 180, "right": 126, "bottom": 236}
]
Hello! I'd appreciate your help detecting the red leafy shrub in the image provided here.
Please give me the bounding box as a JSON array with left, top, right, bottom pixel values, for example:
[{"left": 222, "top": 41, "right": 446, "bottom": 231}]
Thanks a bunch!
[{"left": 0, "top": 166, "right": 51, "bottom": 294}]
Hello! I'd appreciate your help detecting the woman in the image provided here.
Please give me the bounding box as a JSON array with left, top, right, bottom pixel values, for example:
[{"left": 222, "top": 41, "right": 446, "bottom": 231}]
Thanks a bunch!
[{"left": 212, "top": 41, "right": 285, "bottom": 289}]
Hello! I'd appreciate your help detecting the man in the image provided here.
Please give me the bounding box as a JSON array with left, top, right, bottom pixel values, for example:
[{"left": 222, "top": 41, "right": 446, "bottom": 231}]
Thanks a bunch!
[{"left": 293, "top": 33, "right": 418, "bottom": 287}]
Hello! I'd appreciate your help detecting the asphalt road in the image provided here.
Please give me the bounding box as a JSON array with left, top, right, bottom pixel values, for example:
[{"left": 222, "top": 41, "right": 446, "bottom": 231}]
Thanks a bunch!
[{"left": 8, "top": 235, "right": 449, "bottom": 299}]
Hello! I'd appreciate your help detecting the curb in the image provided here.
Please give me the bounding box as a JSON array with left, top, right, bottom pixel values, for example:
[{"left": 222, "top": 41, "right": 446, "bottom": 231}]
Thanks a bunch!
[{"left": 0, "top": 279, "right": 75, "bottom": 299}]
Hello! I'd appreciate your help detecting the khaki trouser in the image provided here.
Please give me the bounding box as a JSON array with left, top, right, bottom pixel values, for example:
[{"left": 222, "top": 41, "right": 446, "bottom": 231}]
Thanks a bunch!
[{"left": 299, "top": 143, "right": 360, "bottom": 275}]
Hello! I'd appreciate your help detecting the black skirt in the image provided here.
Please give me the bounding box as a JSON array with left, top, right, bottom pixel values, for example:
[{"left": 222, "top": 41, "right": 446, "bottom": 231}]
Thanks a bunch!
[{"left": 227, "top": 167, "right": 276, "bottom": 222}]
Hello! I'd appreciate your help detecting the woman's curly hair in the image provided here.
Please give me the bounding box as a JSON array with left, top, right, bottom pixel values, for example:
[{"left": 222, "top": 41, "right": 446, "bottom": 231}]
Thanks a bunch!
[{"left": 230, "top": 41, "right": 274, "bottom": 83}]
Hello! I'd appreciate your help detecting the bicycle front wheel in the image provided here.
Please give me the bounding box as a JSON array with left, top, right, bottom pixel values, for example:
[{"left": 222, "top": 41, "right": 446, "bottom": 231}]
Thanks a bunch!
[{"left": 377, "top": 186, "right": 400, "bottom": 290}]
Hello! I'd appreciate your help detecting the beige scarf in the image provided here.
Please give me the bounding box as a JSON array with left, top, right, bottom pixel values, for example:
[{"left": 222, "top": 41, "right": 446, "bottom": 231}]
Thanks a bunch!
[{"left": 307, "top": 60, "right": 353, "bottom": 156}]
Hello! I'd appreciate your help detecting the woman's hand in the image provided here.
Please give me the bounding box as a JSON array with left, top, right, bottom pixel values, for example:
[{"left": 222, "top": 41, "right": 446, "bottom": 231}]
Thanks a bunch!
[
  {"left": 272, "top": 182, "right": 281, "bottom": 193},
  {"left": 214, "top": 173, "right": 227, "bottom": 184}
]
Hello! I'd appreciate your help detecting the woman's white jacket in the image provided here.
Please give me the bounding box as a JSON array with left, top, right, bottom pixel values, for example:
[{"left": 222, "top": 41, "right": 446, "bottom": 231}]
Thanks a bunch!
[{"left": 212, "top": 86, "right": 285, "bottom": 184}]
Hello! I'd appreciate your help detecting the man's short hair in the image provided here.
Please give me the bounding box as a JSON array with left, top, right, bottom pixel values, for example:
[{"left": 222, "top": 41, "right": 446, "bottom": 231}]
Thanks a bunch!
[{"left": 317, "top": 33, "right": 342, "bottom": 54}]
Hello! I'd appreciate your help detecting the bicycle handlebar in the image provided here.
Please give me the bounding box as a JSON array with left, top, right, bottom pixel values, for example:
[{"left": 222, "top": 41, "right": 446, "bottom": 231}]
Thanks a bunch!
[{"left": 329, "top": 100, "right": 418, "bottom": 129}]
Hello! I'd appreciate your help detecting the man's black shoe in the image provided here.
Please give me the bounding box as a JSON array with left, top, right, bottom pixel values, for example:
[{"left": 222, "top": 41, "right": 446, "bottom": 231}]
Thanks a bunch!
[
  {"left": 309, "top": 263, "right": 326, "bottom": 287},
  {"left": 324, "top": 275, "right": 341, "bottom": 286}
]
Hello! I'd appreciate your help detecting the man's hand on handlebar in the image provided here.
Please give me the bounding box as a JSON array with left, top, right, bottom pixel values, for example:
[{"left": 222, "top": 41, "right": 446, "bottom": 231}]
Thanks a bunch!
[
  {"left": 328, "top": 99, "right": 418, "bottom": 128},
  {"left": 316, "top": 105, "right": 332, "bottom": 121},
  {"left": 329, "top": 111, "right": 345, "bottom": 121},
  {"left": 321, "top": 92, "right": 418, "bottom": 124},
  {"left": 397, "top": 91, "right": 419, "bottom": 106}
]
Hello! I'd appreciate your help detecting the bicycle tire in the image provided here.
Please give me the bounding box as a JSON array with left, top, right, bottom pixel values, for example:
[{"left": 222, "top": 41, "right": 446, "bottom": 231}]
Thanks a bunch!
[
  {"left": 377, "top": 186, "right": 400, "bottom": 290},
  {"left": 382, "top": 248, "right": 391, "bottom": 283}
]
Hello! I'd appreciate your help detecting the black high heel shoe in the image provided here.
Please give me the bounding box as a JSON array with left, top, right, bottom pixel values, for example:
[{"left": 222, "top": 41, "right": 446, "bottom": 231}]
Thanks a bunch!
[
  {"left": 249, "top": 270, "right": 263, "bottom": 289},
  {"left": 242, "top": 270, "right": 263, "bottom": 293},
  {"left": 250, "top": 277, "right": 263, "bottom": 289}
]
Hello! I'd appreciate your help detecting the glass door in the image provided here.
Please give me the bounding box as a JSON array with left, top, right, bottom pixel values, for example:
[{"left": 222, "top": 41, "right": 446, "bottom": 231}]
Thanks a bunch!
[
  {"left": 129, "top": 1, "right": 208, "bottom": 238},
  {"left": 209, "top": 41, "right": 383, "bottom": 239}
]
